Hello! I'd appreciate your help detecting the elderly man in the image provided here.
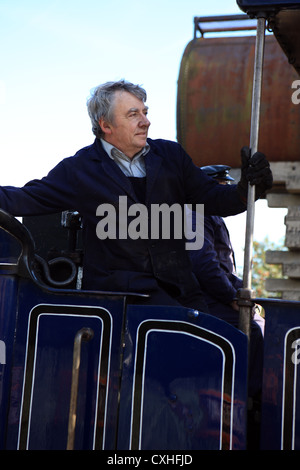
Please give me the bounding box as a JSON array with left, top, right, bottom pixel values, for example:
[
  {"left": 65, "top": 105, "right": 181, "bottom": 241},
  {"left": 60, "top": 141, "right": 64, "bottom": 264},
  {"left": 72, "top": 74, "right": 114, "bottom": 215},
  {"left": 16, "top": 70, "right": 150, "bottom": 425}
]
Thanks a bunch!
[{"left": 0, "top": 80, "right": 272, "bottom": 311}]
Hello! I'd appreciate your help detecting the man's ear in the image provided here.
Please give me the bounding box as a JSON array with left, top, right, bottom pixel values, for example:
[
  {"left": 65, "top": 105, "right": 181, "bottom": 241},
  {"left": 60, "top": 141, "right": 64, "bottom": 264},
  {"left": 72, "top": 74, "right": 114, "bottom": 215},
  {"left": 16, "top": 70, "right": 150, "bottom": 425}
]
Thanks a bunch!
[{"left": 99, "top": 118, "right": 112, "bottom": 135}]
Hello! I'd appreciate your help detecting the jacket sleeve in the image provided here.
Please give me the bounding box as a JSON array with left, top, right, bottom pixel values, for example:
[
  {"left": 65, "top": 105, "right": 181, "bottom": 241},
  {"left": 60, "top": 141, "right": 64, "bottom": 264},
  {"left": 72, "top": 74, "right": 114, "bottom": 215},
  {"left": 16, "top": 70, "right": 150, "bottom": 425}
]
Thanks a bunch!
[
  {"left": 0, "top": 158, "right": 78, "bottom": 216},
  {"left": 180, "top": 145, "right": 247, "bottom": 217},
  {"left": 189, "top": 215, "right": 238, "bottom": 304}
]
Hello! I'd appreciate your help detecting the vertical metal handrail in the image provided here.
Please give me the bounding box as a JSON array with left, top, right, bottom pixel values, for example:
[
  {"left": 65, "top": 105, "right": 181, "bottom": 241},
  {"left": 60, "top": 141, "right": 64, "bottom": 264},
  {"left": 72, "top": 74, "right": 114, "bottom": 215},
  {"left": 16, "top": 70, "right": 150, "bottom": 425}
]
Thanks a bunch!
[
  {"left": 243, "top": 15, "right": 267, "bottom": 291},
  {"left": 239, "top": 14, "right": 267, "bottom": 339},
  {"left": 67, "top": 327, "right": 94, "bottom": 450}
]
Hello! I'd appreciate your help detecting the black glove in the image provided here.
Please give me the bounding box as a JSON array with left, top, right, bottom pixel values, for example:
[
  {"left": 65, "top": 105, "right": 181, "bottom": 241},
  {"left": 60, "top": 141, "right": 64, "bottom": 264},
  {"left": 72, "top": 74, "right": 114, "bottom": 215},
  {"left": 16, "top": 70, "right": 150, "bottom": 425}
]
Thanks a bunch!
[{"left": 237, "top": 146, "right": 273, "bottom": 201}]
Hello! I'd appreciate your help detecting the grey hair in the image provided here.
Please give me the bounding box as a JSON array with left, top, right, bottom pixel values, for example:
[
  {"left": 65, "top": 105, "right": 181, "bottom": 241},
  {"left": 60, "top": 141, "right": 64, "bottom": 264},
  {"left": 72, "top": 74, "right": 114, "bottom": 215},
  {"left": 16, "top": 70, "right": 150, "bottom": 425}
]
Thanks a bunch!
[{"left": 86, "top": 79, "right": 147, "bottom": 139}]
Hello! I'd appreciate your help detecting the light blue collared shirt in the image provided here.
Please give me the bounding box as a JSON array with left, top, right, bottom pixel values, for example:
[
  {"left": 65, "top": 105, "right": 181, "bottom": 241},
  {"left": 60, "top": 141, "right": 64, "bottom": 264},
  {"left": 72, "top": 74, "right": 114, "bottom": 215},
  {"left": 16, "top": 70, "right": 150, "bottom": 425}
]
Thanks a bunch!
[{"left": 101, "top": 138, "right": 149, "bottom": 177}]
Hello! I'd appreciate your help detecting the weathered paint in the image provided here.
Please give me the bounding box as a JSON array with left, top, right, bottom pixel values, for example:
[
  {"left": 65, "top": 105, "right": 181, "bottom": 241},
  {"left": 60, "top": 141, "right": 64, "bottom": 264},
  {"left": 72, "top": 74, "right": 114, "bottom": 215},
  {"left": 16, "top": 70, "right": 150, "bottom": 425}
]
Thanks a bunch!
[{"left": 177, "top": 35, "right": 300, "bottom": 168}]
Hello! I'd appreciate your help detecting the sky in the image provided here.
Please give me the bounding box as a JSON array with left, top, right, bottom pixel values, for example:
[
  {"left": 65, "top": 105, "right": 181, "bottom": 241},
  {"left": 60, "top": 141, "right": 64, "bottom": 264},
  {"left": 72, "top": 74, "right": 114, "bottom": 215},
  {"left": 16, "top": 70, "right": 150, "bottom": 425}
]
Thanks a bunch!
[{"left": 0, "top": 0, "right": 288, "bottom": 274}]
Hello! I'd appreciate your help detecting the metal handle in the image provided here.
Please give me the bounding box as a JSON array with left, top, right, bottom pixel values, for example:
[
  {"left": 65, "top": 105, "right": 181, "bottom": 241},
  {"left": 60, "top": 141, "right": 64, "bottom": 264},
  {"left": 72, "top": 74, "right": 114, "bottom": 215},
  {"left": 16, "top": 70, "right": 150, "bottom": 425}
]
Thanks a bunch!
[
  {"left": 239, "top": 15, "right": 266, "bottom": 339},
  {"left": 67, "top": 327, "right": 94, "bottom": 450},
  {"left": 243, "top": 15, "right": 266, "bottom": 292},
  {"left": 0, "top": 209, "right": 36, "bottom": 278}
]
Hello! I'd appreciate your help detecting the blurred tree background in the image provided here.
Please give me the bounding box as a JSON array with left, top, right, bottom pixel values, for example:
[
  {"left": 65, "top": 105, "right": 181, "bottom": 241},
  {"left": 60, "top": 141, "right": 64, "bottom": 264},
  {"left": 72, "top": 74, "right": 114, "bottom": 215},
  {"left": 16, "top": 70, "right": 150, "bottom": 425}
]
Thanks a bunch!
[{"left": 252, "top": 236, "right": 285, "bottom": 298}]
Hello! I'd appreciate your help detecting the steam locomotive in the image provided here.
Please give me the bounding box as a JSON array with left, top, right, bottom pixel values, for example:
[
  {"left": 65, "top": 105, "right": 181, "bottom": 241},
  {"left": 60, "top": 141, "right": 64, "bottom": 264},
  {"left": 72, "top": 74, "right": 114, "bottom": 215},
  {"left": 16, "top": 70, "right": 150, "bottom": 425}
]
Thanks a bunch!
[{"left": 1, "top": 0, "right": 300, "bottom": 451}]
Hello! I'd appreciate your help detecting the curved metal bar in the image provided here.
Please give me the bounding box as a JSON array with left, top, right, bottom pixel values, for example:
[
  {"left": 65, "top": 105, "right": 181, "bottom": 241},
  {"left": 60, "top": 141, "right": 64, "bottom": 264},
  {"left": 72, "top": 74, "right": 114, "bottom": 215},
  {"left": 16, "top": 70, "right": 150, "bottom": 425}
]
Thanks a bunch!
[
  {"left": 34, "top": 254, "right": 77, "bottom": 287},
  {"left": 67, "top": 327, "right": 94, "bottom": 450},
  {"left": 0, "top": 210, "right": 77, "bottom": 287},
  {"left": 0, "top": 209, "right": 36, "bottom": 278}
]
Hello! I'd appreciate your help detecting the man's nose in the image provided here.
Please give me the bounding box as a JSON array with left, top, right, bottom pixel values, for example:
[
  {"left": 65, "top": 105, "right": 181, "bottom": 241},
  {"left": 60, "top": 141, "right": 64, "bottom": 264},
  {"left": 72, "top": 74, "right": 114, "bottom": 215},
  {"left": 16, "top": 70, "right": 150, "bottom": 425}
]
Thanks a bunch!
[{"left": 139, "top": 114, "right": 150, "bottom": 127}]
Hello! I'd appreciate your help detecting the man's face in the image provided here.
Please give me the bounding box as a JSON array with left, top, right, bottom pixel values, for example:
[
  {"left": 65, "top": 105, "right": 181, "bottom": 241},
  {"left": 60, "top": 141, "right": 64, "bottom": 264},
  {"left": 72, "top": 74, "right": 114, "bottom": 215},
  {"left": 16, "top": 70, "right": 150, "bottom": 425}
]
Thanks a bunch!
[{"left": 100, "top": 90, "right": 151, "bottom": 158}]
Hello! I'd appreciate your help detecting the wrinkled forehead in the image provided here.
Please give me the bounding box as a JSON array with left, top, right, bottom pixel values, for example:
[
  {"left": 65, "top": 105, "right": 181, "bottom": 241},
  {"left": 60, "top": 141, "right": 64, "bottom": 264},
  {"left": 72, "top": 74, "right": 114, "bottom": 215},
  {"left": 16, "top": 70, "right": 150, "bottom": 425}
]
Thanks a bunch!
[{"left": 112, "top": 90, "right": 147, "bottom": 113}]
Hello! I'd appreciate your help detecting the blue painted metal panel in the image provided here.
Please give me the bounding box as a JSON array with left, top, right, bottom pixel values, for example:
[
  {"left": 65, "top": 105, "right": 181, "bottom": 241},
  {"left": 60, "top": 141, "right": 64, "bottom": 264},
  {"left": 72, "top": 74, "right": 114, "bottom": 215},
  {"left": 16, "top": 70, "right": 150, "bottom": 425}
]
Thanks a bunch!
[
  {"left": 117, "top": 305, "right": 248, "bottom": 450},
  {"left": 23, "top": 313, "right": 102, "bottom": 450},
  {"left": 259, "top": 299, "right": 300, "bottom": 450},
  {"left": 3, "top": 279, "right": 126, "bottom": 450},
  {"left": 0, "top": 211, "right": 248, "bottom": 450},
  {"left": 0, "top": 276, "right": 18, "bottom": 449},
  {"left": 0, "top": 275, "right": 248, "bottom": 450},
  {"left": 1, "top": 279, "right": 248, "bottom": 450}
]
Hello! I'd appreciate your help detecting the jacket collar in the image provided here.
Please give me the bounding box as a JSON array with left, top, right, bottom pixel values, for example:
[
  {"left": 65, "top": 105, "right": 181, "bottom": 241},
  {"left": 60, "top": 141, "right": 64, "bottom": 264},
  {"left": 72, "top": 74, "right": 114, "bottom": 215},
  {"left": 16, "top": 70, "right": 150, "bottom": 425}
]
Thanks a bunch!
[{"left": 93, "top": 138, "right": 162, "bottom": 205}]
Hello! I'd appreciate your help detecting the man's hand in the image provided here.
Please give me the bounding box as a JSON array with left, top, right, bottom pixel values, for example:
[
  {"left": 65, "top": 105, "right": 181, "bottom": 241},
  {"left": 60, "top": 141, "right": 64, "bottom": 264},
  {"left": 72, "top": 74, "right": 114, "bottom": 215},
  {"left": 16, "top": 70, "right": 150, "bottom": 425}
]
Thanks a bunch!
[
  {"left": 230, "top": 300, "right": 240, "bottom": 311},
  {"left": 237, "top": 146, "right": 273, "bottom": 201}
]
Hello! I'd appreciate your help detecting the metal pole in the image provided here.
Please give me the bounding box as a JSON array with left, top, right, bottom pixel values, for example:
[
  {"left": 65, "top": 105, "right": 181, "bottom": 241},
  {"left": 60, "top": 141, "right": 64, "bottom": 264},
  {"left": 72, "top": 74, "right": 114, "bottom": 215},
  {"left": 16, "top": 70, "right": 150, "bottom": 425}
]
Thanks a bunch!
[
  {"left": 238, "top": 14, "right": 266, "bottom": 337},
  {"left": 67, "top": 327, "right": 94, "bottom": 450}
]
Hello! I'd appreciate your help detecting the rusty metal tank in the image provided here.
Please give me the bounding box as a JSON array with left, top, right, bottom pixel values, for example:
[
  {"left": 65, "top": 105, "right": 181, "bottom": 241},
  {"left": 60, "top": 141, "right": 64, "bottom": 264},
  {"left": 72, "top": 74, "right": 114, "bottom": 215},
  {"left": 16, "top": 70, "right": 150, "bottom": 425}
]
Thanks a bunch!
[{"left": 177, "top": 33, "right": 300, "bottom": 168}]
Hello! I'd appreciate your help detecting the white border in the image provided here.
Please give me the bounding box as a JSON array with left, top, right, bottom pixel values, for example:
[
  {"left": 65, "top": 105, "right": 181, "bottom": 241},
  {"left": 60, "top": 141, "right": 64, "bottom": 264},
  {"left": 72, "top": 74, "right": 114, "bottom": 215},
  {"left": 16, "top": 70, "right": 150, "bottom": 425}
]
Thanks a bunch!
[
  {"left": 17, "top": 303, "right": 113, "bottom": 450},
  {"left": 129, "top": 319, "right": 236, "bottom": 450},
  {"left": 281, "top": 327, "right": 300, "bottom": 450}
]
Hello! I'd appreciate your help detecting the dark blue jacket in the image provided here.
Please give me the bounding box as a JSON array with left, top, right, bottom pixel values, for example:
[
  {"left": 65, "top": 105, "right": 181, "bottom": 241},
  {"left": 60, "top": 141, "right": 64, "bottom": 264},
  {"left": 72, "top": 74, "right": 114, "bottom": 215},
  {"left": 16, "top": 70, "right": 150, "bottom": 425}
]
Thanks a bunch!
[
  {"left": 0, "top": 138, "right": 246, "bottom": 297},
  {"left": 190, "top": 214, "right": 243, "bottom": 305}
]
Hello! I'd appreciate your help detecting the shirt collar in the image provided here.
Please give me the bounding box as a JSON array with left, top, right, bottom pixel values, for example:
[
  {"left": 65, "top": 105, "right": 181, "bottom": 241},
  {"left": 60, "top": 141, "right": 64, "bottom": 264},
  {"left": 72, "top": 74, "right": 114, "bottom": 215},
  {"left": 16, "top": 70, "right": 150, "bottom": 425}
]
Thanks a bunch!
[{"left": 100, "top": 138, "right": 150, "bottom": 163}]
